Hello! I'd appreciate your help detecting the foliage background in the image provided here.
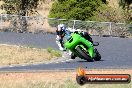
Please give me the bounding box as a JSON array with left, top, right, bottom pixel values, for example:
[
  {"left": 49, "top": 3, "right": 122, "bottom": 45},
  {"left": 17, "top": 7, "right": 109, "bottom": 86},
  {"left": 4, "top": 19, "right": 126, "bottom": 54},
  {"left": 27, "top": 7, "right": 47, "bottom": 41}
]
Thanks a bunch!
[{"left": 49, "top": 0, "right": 131, "bottom": 23}]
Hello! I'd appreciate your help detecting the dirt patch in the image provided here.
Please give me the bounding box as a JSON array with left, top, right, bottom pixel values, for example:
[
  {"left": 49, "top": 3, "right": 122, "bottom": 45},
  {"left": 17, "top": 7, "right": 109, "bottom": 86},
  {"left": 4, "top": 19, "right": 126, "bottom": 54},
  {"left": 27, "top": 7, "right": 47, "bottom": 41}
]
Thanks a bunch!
[
  {"left": 0, "top": 69, "right": 131, "bottom": 88},
  {"left": 0, "top": 69, "right": 132, "bottom": 82},
  {"left": 0, "top": 44, "right": 61, "bottom": 66},
  {"left": 107, "top": 0, "right": 119, "bottom": 8}
]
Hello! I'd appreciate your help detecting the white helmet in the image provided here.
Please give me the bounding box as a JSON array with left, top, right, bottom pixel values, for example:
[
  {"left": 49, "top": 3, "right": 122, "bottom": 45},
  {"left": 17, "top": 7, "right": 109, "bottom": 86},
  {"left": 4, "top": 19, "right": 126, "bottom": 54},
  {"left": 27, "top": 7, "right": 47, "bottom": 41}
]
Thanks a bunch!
[
  {"left": 66, "top": 28, "right": 82, "bottom": 33},
  {"left": 57, "top": 24, "right": 66, "bottom": 31},
  {"left": 67, "top": 28, "right": 76, "bottom": 32}
]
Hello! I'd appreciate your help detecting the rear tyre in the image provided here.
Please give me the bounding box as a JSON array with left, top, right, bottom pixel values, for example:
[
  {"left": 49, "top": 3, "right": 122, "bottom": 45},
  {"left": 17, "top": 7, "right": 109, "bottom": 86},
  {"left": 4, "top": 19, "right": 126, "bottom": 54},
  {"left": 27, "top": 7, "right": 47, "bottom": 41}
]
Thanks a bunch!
[
  {"left": 94, "top": 49, "right": 101, "bottom": 61},
  {"left": 71, "top": 53, "right": 76, "bottom": 59},
  {"left": 76, "top": 46, "right": 93, "bottom": 62}
]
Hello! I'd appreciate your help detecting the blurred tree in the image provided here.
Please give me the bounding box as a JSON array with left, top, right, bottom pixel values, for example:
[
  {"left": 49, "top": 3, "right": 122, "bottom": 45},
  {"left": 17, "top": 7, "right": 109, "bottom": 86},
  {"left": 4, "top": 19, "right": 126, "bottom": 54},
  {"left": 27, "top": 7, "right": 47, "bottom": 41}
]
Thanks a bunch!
[
  {"left": 119, "top": 0, "right": 132, "bottom": 23},
  {"left": 119, "top": 0, "right": 132, "bottom": 10},
  {"left": 102, "top": 0, "right": 107, "bottom": 4},
  {"left": 1, "top": 0, "right": 39, "bottom": 15},
  {"left": 1, "top": 0, "right": 40, "bottom": 32},
  {"left": 49, "top": 0, "right": 103, "bottom": 21}
]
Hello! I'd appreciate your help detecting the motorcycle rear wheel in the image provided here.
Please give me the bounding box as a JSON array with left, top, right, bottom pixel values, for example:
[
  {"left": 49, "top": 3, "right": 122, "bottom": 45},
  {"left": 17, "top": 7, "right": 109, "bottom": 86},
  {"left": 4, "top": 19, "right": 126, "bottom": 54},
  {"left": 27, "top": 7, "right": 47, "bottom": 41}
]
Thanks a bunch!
[
  {"left": 71, "top": 53, "right": 76, "bottom": 59},
  {"left": 93, "top": 49, "right": 101, "bottom": 61}
]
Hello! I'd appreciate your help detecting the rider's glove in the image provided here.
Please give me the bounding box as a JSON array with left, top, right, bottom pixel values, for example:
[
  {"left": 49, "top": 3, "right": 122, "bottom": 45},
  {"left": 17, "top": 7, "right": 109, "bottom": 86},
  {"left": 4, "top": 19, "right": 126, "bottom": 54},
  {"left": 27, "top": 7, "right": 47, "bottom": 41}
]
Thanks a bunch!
[
  {"left": 74, "top": 31, "right": 79, "bottom": 34},
  {"left": 56, "top": 35, "right": 61, "bottom": 41}
]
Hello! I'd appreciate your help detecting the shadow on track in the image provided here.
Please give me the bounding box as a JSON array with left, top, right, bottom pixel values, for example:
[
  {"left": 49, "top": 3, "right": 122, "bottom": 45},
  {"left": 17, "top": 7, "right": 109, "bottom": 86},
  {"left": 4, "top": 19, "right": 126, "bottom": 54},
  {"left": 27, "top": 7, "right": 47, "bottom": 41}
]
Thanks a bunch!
[{"left": 77, "top": 59, "right": 105, "bottom": 62}]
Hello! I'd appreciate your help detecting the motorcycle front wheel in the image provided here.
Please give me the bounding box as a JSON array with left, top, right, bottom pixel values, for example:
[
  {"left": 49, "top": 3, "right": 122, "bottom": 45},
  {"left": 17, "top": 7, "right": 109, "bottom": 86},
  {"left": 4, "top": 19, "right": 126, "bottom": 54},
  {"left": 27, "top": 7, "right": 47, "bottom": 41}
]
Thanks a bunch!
[{"left": 76, "top": 46, "right": 93, "bottom": 62}]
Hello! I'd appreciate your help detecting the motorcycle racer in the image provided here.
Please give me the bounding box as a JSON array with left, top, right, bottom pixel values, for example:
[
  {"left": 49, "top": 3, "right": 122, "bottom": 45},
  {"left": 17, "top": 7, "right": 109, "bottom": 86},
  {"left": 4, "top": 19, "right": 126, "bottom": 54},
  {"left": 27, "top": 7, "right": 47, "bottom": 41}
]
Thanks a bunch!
[
  {"left": 56, "top": 24, "right": 71, "bottom": 51},
  {"left": 74, "top": 30, "right": 93, "bottom": 44},
  {"left": 56, "top": 24, "right": 93, "bottom": 51}
]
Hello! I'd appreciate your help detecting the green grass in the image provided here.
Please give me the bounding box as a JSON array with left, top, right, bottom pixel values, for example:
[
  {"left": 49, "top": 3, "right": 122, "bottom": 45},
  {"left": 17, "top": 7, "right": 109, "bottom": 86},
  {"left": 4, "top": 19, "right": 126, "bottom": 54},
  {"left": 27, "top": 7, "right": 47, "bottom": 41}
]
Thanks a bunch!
[
  {"left": 47, "top": 47, "right": 62, "bottom": 57},
  {"left": 47, "top": 47, "right": 53, "bottom": 53}
]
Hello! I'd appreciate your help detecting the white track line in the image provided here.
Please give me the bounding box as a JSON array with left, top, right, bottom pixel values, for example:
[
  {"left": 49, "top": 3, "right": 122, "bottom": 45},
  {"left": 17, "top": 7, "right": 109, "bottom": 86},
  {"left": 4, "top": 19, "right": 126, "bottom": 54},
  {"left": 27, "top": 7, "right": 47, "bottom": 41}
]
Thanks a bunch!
[
  {"left": 0, "top": 59, "right": 73, "bottom": 69},
  {"left": 61, "top": 61, "right": 65, "bottom": 63},
  {"left": 45, "top": 63, "right": 49, "bottom": 64},
  {"left": 21, "top": 65, "right": 26, "bottom": 66},
  {"left": 66, "top": 59, "right": 73, "bottom": 62},
  {"left": 9, "top": 66, "right": 14, "bottom": 67},
  {"left": 56, "top": 59, "right": 73, "bottom": 63}
]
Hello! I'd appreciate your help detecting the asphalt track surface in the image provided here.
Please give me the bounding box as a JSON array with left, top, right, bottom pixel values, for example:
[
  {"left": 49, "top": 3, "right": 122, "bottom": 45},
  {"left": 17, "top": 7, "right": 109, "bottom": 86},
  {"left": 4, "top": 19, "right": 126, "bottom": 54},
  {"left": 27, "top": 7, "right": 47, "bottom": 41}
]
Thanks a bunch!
[{"left": 0, "top": 32, "right": 132, "bottom": 71}]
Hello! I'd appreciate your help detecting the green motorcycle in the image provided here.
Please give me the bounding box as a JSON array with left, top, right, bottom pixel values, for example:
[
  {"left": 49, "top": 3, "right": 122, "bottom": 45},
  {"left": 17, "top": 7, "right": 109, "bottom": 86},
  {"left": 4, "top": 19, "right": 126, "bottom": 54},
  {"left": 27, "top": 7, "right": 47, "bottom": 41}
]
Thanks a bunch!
[{"left": 64, "top": 32, "right": 101, "bottom": 62}]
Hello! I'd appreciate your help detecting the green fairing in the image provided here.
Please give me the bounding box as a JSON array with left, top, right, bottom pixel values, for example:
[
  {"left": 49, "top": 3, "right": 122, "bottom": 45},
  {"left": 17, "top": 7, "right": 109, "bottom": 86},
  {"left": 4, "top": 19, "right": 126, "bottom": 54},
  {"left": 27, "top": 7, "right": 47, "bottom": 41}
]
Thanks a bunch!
[{"left": 64, "top": 33, "right": 95, "bottom": 59}]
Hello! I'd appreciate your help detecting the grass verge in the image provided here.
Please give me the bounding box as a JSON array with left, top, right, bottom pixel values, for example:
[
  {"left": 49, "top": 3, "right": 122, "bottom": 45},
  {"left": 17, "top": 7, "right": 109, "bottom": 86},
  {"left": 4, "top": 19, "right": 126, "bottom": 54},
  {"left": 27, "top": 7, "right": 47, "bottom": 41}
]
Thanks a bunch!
[{"left": 0, "top": 44, "right": 62, "bottom": 66}]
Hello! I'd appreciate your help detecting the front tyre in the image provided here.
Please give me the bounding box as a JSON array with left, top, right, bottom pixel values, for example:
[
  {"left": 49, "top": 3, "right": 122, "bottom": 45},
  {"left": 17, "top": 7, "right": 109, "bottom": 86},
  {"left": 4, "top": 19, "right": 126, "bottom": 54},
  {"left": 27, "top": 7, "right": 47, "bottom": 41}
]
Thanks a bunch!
[{"left": 76, "top": 46, "right": 93, "bottom": 62}]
